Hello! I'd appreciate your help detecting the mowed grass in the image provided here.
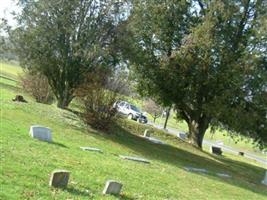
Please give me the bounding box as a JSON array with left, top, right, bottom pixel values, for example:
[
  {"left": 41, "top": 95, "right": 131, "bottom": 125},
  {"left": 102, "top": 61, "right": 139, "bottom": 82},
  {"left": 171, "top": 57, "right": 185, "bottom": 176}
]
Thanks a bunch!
[{"left": 0, "top": 63, "right": 267, "bottom": 200}]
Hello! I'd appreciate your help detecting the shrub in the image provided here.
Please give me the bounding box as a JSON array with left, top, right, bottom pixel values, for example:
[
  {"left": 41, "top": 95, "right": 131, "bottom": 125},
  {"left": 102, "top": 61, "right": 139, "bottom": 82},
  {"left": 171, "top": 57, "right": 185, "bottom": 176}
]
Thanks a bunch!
[
  {"left": 19, "top": 71, "right": 54, "bottom": 104},
  {"left": 76, "top": 70, "right": 123, "bottom": 130}
]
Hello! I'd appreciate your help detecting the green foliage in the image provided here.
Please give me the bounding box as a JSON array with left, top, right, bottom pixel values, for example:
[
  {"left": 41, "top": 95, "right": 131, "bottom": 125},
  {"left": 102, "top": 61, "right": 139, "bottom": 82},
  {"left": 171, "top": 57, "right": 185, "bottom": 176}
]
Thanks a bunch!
[
  {"left": 11, "top": 0, "right": 123, "bottom": 108},
  {"left": 120, "top": 0, "right": 267, "bottom": 148}
]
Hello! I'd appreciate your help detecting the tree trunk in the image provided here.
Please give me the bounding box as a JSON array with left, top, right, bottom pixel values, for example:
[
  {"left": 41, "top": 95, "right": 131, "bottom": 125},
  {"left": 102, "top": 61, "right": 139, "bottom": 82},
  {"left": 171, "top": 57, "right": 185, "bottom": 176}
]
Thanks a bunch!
[
  {"left": 187, "top": 118, "right": 210, "bottom": 148},
  {"left": 56, "top": 92, "right": 74, "bottom": 109},
  {"left": 163, "top": 107, "right": 171, "bottom": 129}
]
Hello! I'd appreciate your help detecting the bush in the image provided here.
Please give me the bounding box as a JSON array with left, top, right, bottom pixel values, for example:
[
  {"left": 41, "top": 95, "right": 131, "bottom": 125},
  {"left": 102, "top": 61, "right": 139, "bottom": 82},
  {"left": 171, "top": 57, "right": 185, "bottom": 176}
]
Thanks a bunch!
[
  {"left": 76, "top": 70, "right": 123, "bottom": 130},
  {"left": 19, "top": 72, "right": 54, "bottom": 104}
]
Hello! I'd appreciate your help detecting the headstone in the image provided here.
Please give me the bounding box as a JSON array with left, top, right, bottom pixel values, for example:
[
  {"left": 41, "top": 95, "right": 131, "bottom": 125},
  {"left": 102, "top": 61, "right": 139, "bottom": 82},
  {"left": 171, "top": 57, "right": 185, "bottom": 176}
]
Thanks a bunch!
[
  {"left": 103, "top": 180, "right": 122, "bottom": 195},
  {"left": 119, "top": 155, "right": 150, "bottom": 164},
  {"left": 177, "top": 132, "right": 187, "bottom": 140},
  {"left": 29, "top": 125, "right": 52, "bottom": 142},
  {"left": 216, "top": 173, "right": 232, "bottom": 178},
  {"left": 184, "top": 166, "right": 208, "bottom": 173},
  {"left": 143, "top": 129, "right": 150, "bottom": 137},
  {"left": 210, "top": 146, "right": 222, "bottom": 155},
  {"left": 12, "top": 95, "right": 27, "bottom": 103},
  {"left": 262, "top": 171, "right": 267, "bottom": 186},
  {"left": 49, "top": 170, "right": 70, "bottom": 188},
  {"left": 80, "top": 147, "right": 103, "bottom": 153},
  {"left": 238, "top": 152, "right": 244, "bottom": 156}
]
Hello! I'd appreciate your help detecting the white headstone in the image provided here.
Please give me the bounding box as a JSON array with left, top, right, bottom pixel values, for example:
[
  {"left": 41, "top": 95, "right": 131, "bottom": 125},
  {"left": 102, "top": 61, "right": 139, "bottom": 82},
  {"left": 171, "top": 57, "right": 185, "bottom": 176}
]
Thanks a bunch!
[
  {"left": 103, "top": 180, "right": 122, "bottom": 195},
  {"left": 262, "top": 171, "right": 267, "bottom": 186},
  {"left": 29, "top": 125, "right": 52, "bottom": 142},
  {"left": 119, "top": 155, "right": 150, "bottom": 164},
  {"left": 80, "top": 147, "right": 103, "bottom": 153}
]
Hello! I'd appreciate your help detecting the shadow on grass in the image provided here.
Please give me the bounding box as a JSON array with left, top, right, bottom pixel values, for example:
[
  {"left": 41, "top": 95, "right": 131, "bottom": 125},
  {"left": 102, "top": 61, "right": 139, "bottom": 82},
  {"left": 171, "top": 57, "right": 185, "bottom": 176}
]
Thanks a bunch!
[
  {"left": 51, "top": 141, "right": 68, "bottom": 148},
  {"left": 86, "top": 121, "right": 267, "bottom": 196},
  {"left": 108, "top": 193, "right": 136, "bottom": 200},
  {"left": 64, "top": 186, "right": 90, "bottom": 197}
]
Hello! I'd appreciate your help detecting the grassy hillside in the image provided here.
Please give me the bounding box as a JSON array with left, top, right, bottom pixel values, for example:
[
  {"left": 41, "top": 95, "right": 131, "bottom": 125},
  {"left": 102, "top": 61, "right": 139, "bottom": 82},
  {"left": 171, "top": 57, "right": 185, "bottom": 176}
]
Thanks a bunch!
[{"left": 1, "top": 62, "right": 267, "bottom": 199}]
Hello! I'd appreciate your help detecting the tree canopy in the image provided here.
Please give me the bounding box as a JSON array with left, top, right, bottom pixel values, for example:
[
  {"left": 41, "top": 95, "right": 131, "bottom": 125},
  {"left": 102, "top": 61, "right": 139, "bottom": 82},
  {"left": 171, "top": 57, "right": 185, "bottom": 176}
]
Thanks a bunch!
[
  {"left": 119, "top": 0, "right": 267, "bottom": 148},
  {"left": 12, "top": 0, "right": 124, "bottom": 108}
]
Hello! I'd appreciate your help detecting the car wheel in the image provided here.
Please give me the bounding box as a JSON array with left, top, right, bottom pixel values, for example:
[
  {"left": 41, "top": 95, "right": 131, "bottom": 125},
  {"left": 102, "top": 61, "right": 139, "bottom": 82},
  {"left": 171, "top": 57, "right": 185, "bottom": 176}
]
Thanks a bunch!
[{"left": 128, "top": 114, "right": 133, "bottom": 120}]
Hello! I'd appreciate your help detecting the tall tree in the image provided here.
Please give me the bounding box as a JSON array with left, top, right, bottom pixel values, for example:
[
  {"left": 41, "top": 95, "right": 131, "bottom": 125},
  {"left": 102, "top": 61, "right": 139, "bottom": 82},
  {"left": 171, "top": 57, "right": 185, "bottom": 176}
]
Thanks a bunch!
[
  {"left": 119, "top": 0, "right": 267, "bottom": 148},
  {"left": 11, "top": 0, "right": 123, "bottom": 108}
]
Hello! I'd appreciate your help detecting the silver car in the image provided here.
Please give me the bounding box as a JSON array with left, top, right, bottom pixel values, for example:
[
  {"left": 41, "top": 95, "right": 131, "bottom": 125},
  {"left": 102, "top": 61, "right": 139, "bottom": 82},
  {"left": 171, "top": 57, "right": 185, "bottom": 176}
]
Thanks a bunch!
[{"left": 114, "top": 101, "right": 148, "bottom": 123}]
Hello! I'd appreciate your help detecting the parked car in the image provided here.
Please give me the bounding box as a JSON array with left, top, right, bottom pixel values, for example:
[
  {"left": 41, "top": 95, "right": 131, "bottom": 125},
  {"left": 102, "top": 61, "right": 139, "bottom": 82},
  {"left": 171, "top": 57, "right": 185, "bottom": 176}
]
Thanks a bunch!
[{"left": 114, "top": 101, "right": 148, "bottom": 123}]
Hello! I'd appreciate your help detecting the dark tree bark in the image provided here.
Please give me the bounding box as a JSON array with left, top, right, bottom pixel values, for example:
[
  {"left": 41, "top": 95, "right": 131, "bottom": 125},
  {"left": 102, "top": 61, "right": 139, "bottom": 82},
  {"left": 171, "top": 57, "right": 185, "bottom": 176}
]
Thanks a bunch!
[
  {"left": 163, "top": 107, "right": 171, "bottom": 129},
  {"left": 187, "top": 116, "right": 210, "bottom": 148}
]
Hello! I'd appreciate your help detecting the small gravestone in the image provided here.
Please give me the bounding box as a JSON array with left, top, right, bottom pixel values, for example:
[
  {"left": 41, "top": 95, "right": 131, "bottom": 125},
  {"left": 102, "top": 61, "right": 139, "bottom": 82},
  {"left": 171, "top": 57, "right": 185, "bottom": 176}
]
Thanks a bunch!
[
  {"left": 49, "top": 170, "right": 70, "bottom": 188},
  {"left": 103, "top": 180, "right": 122, "bottom": 195},
  {"left": 262, "top": 171, "right": 267, "bottom": 186},
  {"left": 177, "top": 132, "right": 187, "bottom": 140},
  {"left": 80, "top": 147, "right": 103, "bottom": 153},
  {"left": 184, "top": 166, "right": 208, "bottom": 173},
  {"left": 143, "top": 129, "right": 150, "bottom": 137},
  {"left": 210, "top": 146, "right": 222, "bottom": 155},
  {"left": 238, "top": 152, "right": 244, "bottom": 156},
  {"left": 29, "top": 125, "right": 52, "bottom": 142},
  {"left": 12, "top": 95, "right": 27, "bottom": 103},
  {"left": 216, "top": 173, "right": 232, "bottom": 178},
  {"left": 119, "top": 155, "right": 150, "bottom": 164}
]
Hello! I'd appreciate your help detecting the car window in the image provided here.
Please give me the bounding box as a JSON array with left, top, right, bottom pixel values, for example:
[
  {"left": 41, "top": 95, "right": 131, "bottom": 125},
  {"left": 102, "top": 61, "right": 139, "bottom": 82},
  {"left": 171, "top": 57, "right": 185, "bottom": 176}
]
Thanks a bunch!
[
  {"left": 130, "top": 105, "right": 140, "bottom": 112},
  {"left": 118, "top": 102, "right": 125, "bottom": 107}
]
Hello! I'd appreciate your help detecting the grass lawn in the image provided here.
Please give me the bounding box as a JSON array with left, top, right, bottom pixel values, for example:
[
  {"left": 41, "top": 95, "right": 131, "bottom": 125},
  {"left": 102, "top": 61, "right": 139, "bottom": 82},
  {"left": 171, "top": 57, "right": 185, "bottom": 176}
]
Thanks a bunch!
[{"left": 1, "top": 62, "right": 267, "bottom": 199}]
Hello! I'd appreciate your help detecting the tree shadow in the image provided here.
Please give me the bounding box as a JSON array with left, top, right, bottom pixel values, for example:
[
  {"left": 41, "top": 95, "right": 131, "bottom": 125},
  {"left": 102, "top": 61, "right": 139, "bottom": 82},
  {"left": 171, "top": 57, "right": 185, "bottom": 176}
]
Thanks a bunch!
[{"left": 88, "top": 121, "right": 267, "bottom": 196}]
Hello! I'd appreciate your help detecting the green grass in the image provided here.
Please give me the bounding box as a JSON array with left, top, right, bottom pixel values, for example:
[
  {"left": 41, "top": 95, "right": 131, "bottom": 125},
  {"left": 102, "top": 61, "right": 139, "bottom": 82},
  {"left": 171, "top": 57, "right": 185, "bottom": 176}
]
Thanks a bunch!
[{"left": 1, "top": 62, "right": 267, "bottom": 199}]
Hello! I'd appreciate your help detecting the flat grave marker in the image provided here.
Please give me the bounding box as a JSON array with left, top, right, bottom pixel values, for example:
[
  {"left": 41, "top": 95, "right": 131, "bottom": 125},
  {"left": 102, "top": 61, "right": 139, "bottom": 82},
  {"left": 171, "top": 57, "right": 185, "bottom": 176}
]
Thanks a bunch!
[
  {"left": 147, "top": 137, "right": 165, "bottom": 145},
  {"left": 80, "top": 147, "right": 103, "bottom": 153},
  {"left": 119, "top": 155, "right": 150, "bottom": 164},
  {"left": 184, "top": 166, "right": 208, "bottom": 173},
  {"left": 216, "top": 173, "right": 232, "bottom": 178}
]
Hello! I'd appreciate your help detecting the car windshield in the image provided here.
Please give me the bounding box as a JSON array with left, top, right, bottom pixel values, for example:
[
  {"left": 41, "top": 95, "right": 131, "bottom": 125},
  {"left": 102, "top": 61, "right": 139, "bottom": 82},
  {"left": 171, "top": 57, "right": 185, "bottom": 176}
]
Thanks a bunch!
[{"left": 130, "top": 105, "right": 140, "bottom": 112}]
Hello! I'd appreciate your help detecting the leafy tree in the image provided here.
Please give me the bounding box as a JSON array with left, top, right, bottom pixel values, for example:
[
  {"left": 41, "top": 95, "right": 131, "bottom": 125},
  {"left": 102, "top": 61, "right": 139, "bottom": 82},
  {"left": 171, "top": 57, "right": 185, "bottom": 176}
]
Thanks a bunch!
[
  {"left": 11, "top": 0, "right": 124, "bottom": 108},
  {"left": 120, "top": 0, "right": 267, "bottom": 148}
]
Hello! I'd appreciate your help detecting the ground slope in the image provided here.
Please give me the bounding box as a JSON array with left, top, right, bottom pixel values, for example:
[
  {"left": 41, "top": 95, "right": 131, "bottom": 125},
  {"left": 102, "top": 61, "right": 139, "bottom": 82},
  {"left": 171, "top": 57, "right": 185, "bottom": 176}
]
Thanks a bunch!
[{"left": 0, "top": 62, "right": 267, "bottom": 200}]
